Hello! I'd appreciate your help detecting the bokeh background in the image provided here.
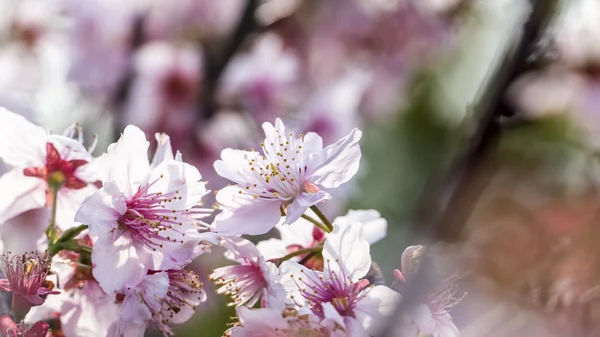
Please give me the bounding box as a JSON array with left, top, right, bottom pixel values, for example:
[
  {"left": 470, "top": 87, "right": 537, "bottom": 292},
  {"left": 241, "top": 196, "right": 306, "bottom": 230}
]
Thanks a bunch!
[{"left": 3, "top": 0, "right": 600, "bottom": 335}]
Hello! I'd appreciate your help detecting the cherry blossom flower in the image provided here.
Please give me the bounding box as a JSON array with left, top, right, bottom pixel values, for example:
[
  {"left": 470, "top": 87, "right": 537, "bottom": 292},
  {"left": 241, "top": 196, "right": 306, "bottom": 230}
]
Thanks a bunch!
[
  {"left": 0, "top": 251, "right": 59, "bottom": 310},
  {"left": 224, "top": 306, "right": 346, "bottom": 337},
  {"left": 218, "top": 34, "right": 301, "bottom": 122},
  {"left": 0, "top": 314, "right": 49, "bottom": 337},
  {"left": 75, "top": 125, "right": 216, "bottom": 293},
  {"left": 212, "top": 118, "right": 362, "bottom": 236},
  {"left": 210, "top": 236, "right": 285, "bottom": 308},
  {"left": 392, "top": 245, "right": 463, "bottom": 337},
  {"left": 257, "top": 209, "right": 387, "bottom": 268},
  {"left": 123, "top": 42, "right": 201, "bottom": 145},
  {"left": 0, "top": 108, "right": 96, "bottom": 228},
  {"left": 116, "top": 269, "right": 206, "bottom": 336},
  {"left": 281, "top": 223, "right": 400, "bottom": 336}
]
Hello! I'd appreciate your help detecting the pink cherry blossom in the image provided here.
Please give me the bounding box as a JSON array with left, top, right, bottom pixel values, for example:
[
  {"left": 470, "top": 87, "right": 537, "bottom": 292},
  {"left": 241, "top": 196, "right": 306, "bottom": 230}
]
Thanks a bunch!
[
  {"left": 212, "top": 118, "right": 362, "bottom": 236},
  {"left": 281, "top": 223, "right": 400, "bottom": 336},
  {"left": 116, "top": 269, "right": 206, "bottom": 336},
  {"left": 123, "top": 42, "right": 201, "bottom": 144},
  {"left": 210, "top": 236, "right": 285, "bottom": 308},
  {"left": 0, "top": 251, "right": 59, "bottom": 308},
  {"left": 225, "top": 306, "right": 346, "bottom": 337},
  {"left": 0, "top": 108, "right": 97, "bottom": 229},
  {"left": 0, "top": 314, "right": 49, "bottom": 337},
  {"left": 393, "top": 245, "right": 463, "bottom": 337},
  {"left": 75, "top": 125, "right": 216, "bottom": 293}
]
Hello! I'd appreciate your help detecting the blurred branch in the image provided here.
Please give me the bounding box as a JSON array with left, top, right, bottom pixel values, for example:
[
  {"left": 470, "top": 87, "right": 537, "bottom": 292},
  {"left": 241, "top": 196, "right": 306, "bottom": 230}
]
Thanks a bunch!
[
  {"left": 111, "top": 15, "right": 146, "bottom": 140},
  {"left": 379, "top": 0, "right": 560, "bottom": 335},
  {"left": 199, "top": 0, "right": 260, "bottom": 121}
]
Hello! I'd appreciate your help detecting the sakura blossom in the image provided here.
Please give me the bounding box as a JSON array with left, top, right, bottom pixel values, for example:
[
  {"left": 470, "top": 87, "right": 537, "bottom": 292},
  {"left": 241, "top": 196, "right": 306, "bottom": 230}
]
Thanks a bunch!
[
  {"left": 116, "top": 269, "right": 206, "bottom": 336},
  {"left": 0, "top": 252, "right": 59, "bottom": 310},
  {"left": 281, "top": 222, "right": 400, "bottom": 336},
  {"left": 210, "top": 236, "right": 285, "bottom": 308},
  {"left": 0, "top": 108, "right": 97, "bottom": 229},
  {"left": 74, "top": 125, "right": 215, "bottom": 293},
  {"left": 392, "top": 245, "right": 463, "bottom": 337},
  {"left": 212, "top": 118, "right": 362, "bottom": 236}
]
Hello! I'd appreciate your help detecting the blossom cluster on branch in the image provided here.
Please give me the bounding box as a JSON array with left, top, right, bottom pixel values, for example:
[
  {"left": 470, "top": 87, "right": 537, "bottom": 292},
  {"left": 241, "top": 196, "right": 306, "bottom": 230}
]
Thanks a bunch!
[{"left": 0, "top": 110, "right": 461, "bottom": 336}]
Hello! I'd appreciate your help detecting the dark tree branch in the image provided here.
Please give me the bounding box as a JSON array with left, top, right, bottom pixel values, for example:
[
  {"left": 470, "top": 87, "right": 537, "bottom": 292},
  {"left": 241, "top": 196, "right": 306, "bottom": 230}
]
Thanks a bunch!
[
  {"left": 379, "top": 0, "right": 560, "bottom": 335},
  {"left": 199, "top": 0, "right": 260, "bottom": 121}
]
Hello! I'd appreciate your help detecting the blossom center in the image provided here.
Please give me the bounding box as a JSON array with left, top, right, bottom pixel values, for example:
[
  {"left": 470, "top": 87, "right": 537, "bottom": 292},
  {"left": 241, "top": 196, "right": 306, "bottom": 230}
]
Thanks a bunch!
[
  {"left": 118, "top": 176, "right": 188, "bottom": 251},
  {"left": 23, "top": 142, "right": 88, "bottom": 192},
  {"left": 290, "top": 260, "right": 370, "bottom": 318}
]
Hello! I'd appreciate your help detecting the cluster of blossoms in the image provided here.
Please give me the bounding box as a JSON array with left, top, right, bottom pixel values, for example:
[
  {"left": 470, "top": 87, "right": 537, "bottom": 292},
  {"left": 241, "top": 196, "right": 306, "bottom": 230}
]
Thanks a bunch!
[{"left": 0, "top": 110, "right": 462, "bottom": 336}]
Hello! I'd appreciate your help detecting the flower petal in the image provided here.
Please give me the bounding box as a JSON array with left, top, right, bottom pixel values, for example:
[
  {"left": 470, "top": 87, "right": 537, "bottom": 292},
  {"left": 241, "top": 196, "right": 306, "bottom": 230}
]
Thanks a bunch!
[
  {"left": 213, "top": 148, "right": 258, "bottom": 185},
  {"left": 0, "top": 170, "right": 45, "bottom": 224},
  {"left": 0, "top": 108, "right": 46, "bottom": 167},
  {"left": 150, "top": 133, "right": 174, "bottom": 168},
  {"left": 75, "top": 182, "right": 126, "bottom": 238},
  {"left": 91, "top": 232, "right": 147, "bottom": 294},
  {"left": 354, "top": 285, "right": 401, "bottom": 336},
  {"left": 284, "top": 191, "right": 330, "bottom": 224},
  {"left": 323, "top": 223, "right": 371, "bottom": 280},
  {"left": 333, "top": 209, "right": 387, "bottom": 244},
  {"left": 307, "top": 128, "right": 362, "bottom": 189},
  {"left": 211, "top": 186, "right": 282, "bottom": 236},
  {"left": 102, "top": 125, "right": 150, "bottom": 196}
]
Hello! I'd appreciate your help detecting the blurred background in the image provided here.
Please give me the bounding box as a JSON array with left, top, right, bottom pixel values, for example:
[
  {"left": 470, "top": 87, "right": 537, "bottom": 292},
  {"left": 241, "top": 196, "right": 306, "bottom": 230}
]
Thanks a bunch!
[{"left": 3, "top": 0, "right": 600, "bottom": 335}]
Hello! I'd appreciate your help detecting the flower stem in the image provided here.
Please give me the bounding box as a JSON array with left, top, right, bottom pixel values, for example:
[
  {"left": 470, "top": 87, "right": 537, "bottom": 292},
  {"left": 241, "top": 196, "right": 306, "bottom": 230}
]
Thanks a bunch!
[
  {"left": 45, "top": 187, "right": 60, "bottom": 244},
  {"left": 278, "top": 246, "right": 323, "bottom": 264},
  {"left": 309, "top": 205, "right": 333, "bottom": 232},
  {"left": 301, "top": 213, "right": 331, "bottom": 233}
]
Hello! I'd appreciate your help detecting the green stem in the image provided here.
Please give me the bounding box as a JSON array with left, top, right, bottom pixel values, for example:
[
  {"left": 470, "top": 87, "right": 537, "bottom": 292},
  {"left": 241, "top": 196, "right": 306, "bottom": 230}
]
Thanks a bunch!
[
  {"left": 278, "top": 246, "right": 323, "bottom": 263},
  {"left": 301, "top": 214, "right": 331, "bottom": 233},
  {"left": 46, "top": 187, "right": 60, "bottom": 244},
  {"left": 309, "top": 205, "right": 333, "bottom": 232}
]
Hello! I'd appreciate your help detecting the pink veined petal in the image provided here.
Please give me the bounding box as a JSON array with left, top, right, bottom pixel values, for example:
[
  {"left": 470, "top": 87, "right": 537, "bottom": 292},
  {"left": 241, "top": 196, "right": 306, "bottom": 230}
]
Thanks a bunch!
[
  {"left": 0, "top": 108, "right": 46, "bottom": 167},
  {"left": 211, "top": 186, "right": 282, "bottom": 236},
  {"left": 408, "top": 303, "right": 437, "bottom": 334},
  {"left": 0, "top": 170, "right": 45, "bottom": 224},
  {"left": 91, "top": 232, "right": 147, "bottom": 294},
  {"left": 103, "top": 125, "right": 151, "bottom": 196},
  {"left": 60, "top": 282, "right": 120, "bottom": 337},
  {"left": 307, "top": 128, "right": 362, "bottom": 189},
  {"left": 148, "top": 159, "right": 206, "bottom": 209},
  {"left": 344, "top": 316, "right": 370, "bottom": 337},
  {"left": 323, "top": 223, "right": 371, "bottom": 281},
  {"left": 284, "top": 191, "right": 331, "bottom": 224},
  {"left": 221, "top": 236, "right": 262, "bottom": 263},
  {"left": 276, "top": 215, "right": 317, "bottom": 248},
  {"left": 75, "top": 182, "right": 127, "bottom": 237},
  {"left": 354, "top": 285, "right": 402, "bottom": 336}
]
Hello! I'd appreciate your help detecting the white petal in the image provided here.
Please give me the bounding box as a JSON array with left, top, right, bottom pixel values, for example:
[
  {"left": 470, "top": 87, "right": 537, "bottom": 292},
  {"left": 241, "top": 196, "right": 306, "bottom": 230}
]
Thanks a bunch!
[
  {"left": 148, "top": 159, "right": 207, "bottom": 209},
  {"left": 354, "top": 285, "right": 402, "bottom": 336},
  {"left": 211, "top": 186, "right": 282, "bottom": 236},
  {"left": 75, "top": 182, "right": 126, "bottom": 237},
  {"left": 256, "top": 238, "right": 289, "bottom": 261},
  {"left": 213, "top": 148, "right": 258, "bottom": 185},
  {"left": 150, "top": 133, "right": 174, "bottom": 168},
  {"left": 323, "top": 223, "right": 371, "bottom": 280},
  {"left": 301, "top": 132, "right": 323, "bottom": 160},
  {"left": 91, "top": 232, "right": 147, "bottom": 294},
  {"left": 56, "top": 184, "right": 98, "bottom": 231},
  {"left": 0, "top": 108, "right": 46, "bottom": 167},
  {"left": 285, "top": 191, "right": 331, "bottom": 224},
  {"left": 307, "top": 128, "right": 362, "bottom": 189},
  {"left": 0, "top": 169, "right": 45, "bottom": 224},
  {"left": 102, "top": 125, "right": 150, "bottom": 196},
  {"left": 333, "top": 209, "right": 387, "bottom": 244},
  {"left": 221, "top": 236, "right": 262, "bottom": 263},
  {"left": 276, "top": 215, "right": 317, "bottom": 247}
]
